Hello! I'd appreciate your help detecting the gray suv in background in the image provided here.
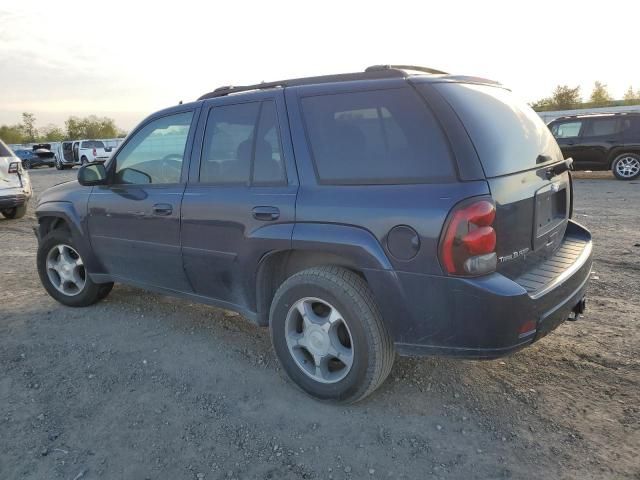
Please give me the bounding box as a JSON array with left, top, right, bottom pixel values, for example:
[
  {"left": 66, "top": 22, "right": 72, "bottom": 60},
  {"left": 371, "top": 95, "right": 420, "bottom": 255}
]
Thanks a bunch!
[{"left": 35, "top": 66, "right": 592, "bottom": 402}]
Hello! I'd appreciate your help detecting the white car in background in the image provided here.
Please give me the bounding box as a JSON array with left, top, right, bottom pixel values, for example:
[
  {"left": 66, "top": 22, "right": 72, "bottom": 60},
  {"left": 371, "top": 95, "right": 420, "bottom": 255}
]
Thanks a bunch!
[{"left": 0, "top": 140, "right": 32, "bottom": 219}]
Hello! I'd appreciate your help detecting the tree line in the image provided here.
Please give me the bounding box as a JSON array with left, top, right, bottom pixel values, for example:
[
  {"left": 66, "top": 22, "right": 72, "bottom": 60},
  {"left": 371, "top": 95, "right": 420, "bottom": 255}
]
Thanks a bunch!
[
  {"left": 531, "top": 81, "right": 640, "bottom": 111},
  {"left": 0, "top": 113, "right": 127, "bottom": 145}
]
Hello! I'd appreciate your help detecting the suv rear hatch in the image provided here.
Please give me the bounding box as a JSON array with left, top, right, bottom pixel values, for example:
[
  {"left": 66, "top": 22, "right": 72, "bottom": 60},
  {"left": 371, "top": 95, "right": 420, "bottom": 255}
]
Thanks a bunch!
[{"left": 431, "top": 82, "right": 583, "bottom": 292}]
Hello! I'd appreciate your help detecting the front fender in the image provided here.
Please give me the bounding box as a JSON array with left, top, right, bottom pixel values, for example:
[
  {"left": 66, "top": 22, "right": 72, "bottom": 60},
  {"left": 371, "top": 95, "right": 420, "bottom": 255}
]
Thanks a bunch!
[{"left": 35, "top": 201, "right": 104, "bottom": 274}]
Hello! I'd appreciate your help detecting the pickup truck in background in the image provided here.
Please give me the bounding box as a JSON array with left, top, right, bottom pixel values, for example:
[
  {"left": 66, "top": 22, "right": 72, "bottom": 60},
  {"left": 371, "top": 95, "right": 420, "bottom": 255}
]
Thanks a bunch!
[{"left": 75, "top": 140, "right": 111, "bottom": 164}]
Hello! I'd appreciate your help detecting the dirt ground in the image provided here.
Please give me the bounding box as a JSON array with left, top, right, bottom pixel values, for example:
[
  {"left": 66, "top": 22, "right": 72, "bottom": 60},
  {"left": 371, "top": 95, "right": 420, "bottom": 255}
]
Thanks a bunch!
[{"left": 1, "top": 168, "right": 638, "bottom": 480}]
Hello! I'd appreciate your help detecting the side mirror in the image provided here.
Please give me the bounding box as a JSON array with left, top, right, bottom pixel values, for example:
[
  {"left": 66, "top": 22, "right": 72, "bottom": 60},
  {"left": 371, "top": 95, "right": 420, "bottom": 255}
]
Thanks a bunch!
[
  {"left": 118, "top": 168, "right": 152, "bottom": 185},
  {"left": 78, "top": 163, "right": 108, "bottom": 186}
]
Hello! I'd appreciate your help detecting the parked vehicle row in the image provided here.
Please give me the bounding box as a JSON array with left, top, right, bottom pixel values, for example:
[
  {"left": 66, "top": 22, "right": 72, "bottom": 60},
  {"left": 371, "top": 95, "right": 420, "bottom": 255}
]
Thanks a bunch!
[
  {"left": 0, "top": 139, "right": 32, "bottom": 219},
  {"left": 12, "top": 144, "right": 56, "bottom": 169},
  {"left": 548, "top": 112, "right": 640, "bottom": 180},
  {"left": 34, "top": 66, "right": 592, "bottom": 402}
]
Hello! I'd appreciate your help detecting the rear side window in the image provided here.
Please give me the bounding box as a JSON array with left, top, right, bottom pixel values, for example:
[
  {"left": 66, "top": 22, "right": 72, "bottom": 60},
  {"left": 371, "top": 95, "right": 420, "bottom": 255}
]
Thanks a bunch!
[
  {"left": 300, "top": 88, "right": 454, "bottom": 185},
  {"left": 583, "top": 118, "right": 619, "bottom": 137},
  {"left": 200, "top": 100, "right": 286, "bottom": 185},
  {"left": 432, "top": 83, "right": 563, "bottom": 178},
  {"left": 552, "top": 121, "right": 582, "bottom": 138}
]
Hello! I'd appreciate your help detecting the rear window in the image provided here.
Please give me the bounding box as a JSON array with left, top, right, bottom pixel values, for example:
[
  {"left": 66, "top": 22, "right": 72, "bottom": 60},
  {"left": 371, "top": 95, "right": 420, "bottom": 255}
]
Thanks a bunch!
[
  {"left": 81, "top": 141, "right": 105, "bottom": 149},
  {"left": 300, "top": 88, "right": 454, "bottom": 185},
  {"left": 432, "top": 83, "right": 562, "bottom": 177}
]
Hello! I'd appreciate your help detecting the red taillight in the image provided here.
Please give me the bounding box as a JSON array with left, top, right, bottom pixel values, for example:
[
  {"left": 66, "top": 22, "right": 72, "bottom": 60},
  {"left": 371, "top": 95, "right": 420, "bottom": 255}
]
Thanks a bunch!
[
  {"left": 440, "top": 199, "right": 497, "bottom": 276},
  {"left": 93, "top": 148, "right": 97, "bottom": 157},
  {"left": 8, "top": 161, "right": 20, "bottom": 174}
]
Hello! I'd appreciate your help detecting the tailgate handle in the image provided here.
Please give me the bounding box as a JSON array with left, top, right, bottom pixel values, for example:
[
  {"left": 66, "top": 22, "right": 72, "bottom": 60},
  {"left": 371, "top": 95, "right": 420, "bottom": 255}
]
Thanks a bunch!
[{"left": 545, "top": 158, "right": 573, "bottom": 180}]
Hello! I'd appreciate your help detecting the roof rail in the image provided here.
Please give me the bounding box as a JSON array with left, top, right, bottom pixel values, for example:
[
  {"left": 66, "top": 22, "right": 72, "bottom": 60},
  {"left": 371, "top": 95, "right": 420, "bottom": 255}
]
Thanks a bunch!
[
  {"left": 365, "top": 64, "right": 448, "bottom": 75},
  {"left": 197, "top": 67, "right": 416, "bottom": 100}
]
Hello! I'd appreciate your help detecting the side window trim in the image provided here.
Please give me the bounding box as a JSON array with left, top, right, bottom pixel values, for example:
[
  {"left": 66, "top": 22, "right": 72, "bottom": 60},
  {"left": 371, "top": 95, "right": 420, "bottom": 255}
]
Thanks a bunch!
[
  {"left": 196, "top": 99, "right": 288, "bottom": 187},
  {"left": 108, "top": 107, "right": 199, "bottom": 186}
]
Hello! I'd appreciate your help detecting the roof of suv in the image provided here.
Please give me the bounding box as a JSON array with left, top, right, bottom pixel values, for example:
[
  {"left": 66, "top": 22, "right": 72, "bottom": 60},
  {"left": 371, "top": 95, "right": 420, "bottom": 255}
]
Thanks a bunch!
[{"left": 197, "top": 65, "right": 503, "bottom": 101}]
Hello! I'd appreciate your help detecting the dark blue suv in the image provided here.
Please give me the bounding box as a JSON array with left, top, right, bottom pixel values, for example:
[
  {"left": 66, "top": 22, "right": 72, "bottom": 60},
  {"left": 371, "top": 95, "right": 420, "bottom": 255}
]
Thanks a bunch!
[{"left": 35, "top": 66, "right": 592, "bottom": 402}]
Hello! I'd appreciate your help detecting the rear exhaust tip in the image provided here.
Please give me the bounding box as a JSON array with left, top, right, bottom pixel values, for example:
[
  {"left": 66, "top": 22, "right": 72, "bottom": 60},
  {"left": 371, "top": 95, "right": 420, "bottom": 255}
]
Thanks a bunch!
[{"left": 567, "top": 297, "right": 586, "bottom": 321}]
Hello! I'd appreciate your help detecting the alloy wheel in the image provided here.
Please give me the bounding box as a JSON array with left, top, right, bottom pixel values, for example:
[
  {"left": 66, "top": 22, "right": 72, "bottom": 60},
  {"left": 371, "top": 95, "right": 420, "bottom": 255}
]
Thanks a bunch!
[
  {"left": 46, "top": 244, "right": 86, "bottom": 296},
  {"left": 615, "top": 156, "right": 640, "bottom": 178},
  {"left": 284, "top": 297, "right": 354, "bottom": 384}
]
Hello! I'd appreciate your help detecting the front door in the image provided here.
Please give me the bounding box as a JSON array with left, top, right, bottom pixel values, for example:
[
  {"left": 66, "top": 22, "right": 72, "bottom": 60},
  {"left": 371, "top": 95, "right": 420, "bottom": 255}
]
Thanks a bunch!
[
  {"left": 72, "top": 142, "right": 80, "bottom": 163},
  {"left": 552, "top": 119, "right": 588, "bottom": 167},
  {"left": 181, "top": 91, "right": 298, "bottom": 310},
  {"left": 63, "top": 142, "right": 74, "bottom": 162},
  {"left": 87, "top": 109, "right": 198, "bottom": 291}
]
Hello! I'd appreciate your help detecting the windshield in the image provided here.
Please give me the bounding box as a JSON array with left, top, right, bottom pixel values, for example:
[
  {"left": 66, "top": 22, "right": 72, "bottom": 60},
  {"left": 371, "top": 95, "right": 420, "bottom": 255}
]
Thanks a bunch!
[{"left": 429, "top": 83, "right": 563, "bottom": 177}]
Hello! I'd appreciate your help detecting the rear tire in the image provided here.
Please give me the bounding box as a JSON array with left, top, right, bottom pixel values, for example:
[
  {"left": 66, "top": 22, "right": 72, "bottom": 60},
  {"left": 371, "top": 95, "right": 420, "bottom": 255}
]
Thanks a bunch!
[
  {"left": 612, "top": 153, "right": 640, "bottom": 180},
  {"left": 81, "top": 156, "right": 88, "bottom": 165},
  {"left": 37, "top": 229, "right": 114, "bottom": 307},
  {"left": 1, "top": 204, "right": 27, "bottom": 219},
  {"left": 269, "top": 266, "right": 394, "bottom": 403}
]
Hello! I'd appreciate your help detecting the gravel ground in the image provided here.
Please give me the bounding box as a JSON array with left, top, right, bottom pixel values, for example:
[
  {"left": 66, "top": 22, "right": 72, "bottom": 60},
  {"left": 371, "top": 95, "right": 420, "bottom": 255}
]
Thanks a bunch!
[{"left": 1, "top": 167, "right": 638, "bottom": 480}]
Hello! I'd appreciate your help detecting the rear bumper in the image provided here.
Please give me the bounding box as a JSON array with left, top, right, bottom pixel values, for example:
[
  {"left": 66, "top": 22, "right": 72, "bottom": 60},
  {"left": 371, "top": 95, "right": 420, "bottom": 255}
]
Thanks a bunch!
[
  {"left": 368, "top": 220, "right": 593, "bottom": 358},
  {"left": 0, "top": 192, "right": 27, "bottom": 209}
]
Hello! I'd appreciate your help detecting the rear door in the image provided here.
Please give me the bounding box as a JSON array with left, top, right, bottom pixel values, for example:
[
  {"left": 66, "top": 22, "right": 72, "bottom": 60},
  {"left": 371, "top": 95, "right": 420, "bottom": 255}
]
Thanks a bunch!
[
  {"left": 181, "top": 90, "right": 297, "bottom": 310},
  {"left": 550, "top": 119, "right": 588, "bottom": 166},
  {"left": 578, "top": 116, "right": 622, "bottom": 168},
  {"left": 429, "top": 82, "right": 571, "bottom": 279}
]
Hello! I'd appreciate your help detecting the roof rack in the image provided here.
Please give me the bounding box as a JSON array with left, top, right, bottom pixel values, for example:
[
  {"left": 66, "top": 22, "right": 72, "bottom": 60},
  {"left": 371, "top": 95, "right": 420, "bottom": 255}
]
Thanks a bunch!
[
  {"left": 197, "top": 65, "right": 447, "bottom": 100},
  {"left": 553, "top": 111, "right": 640, "bottom": 120},
  {"left": 365, "top": 64, "right": 449, "bottom": 75}
]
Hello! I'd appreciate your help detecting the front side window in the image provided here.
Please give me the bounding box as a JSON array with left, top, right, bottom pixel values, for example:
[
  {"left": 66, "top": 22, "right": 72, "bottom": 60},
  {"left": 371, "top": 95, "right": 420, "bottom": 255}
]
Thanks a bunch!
[
  {"left": 114, "top": 111, "right": 193, "bottom": 185},
  {"left": 300, "top": 88, "right": 453, "bottom": 184},
  {"left": 553, "top": 121, "right": 582, "bottom": 138},
  {"left": 200, "top": 100, "right": 286, "bottom": 185}
]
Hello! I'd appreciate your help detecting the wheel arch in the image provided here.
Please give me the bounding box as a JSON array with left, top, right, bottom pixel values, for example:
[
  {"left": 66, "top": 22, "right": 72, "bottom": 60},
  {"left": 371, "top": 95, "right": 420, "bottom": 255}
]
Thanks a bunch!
[
  {"left": 607, "top": 148, "right": 640, "bottom": 168},
  {"left": 254, "top": 224, "right": 394, "bottom": 327}
]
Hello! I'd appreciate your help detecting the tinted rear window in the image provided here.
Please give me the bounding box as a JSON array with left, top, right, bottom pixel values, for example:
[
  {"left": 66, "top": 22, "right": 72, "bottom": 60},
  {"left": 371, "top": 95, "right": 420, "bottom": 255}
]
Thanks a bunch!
[
  {"left": 300, "top": 88, "right": 454, "bottom": 184},
  {"left": 432, "top": 83, "right": 562, "bottom": 177},
  {"left": 81, "top": 141, "right": 105, "bottom": 148}
]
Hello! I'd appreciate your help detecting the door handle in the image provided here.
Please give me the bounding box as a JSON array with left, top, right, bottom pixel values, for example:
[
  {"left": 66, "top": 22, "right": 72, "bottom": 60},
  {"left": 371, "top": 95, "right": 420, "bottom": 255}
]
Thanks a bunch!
[
  {"left": 252, "top": 206, "right": 280, "bottom": 221},
  {"left": 152, "top": 203, "right": 173, "bottom": 216}
]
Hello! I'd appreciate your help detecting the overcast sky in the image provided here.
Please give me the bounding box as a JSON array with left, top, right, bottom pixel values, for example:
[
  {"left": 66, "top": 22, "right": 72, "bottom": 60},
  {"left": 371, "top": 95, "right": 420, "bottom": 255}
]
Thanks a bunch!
[{"left": 1, "top": 0, "right": 638, "bottom": 131}]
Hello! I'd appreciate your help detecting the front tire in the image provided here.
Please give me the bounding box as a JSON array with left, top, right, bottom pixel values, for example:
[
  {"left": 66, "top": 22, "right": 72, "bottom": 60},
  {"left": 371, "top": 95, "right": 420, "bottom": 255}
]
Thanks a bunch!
[
  {"left": 612, "top": 153, "right": 640, "bottom": 180},
  {"left": 37, "top": 229, "right": 114, "bottom": 307},
  {"left": 1, "top": 204, "right": 27, "bottom": 219},
  {"left": 270, "top": 266, "right": 394, "bottom": 403}
]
